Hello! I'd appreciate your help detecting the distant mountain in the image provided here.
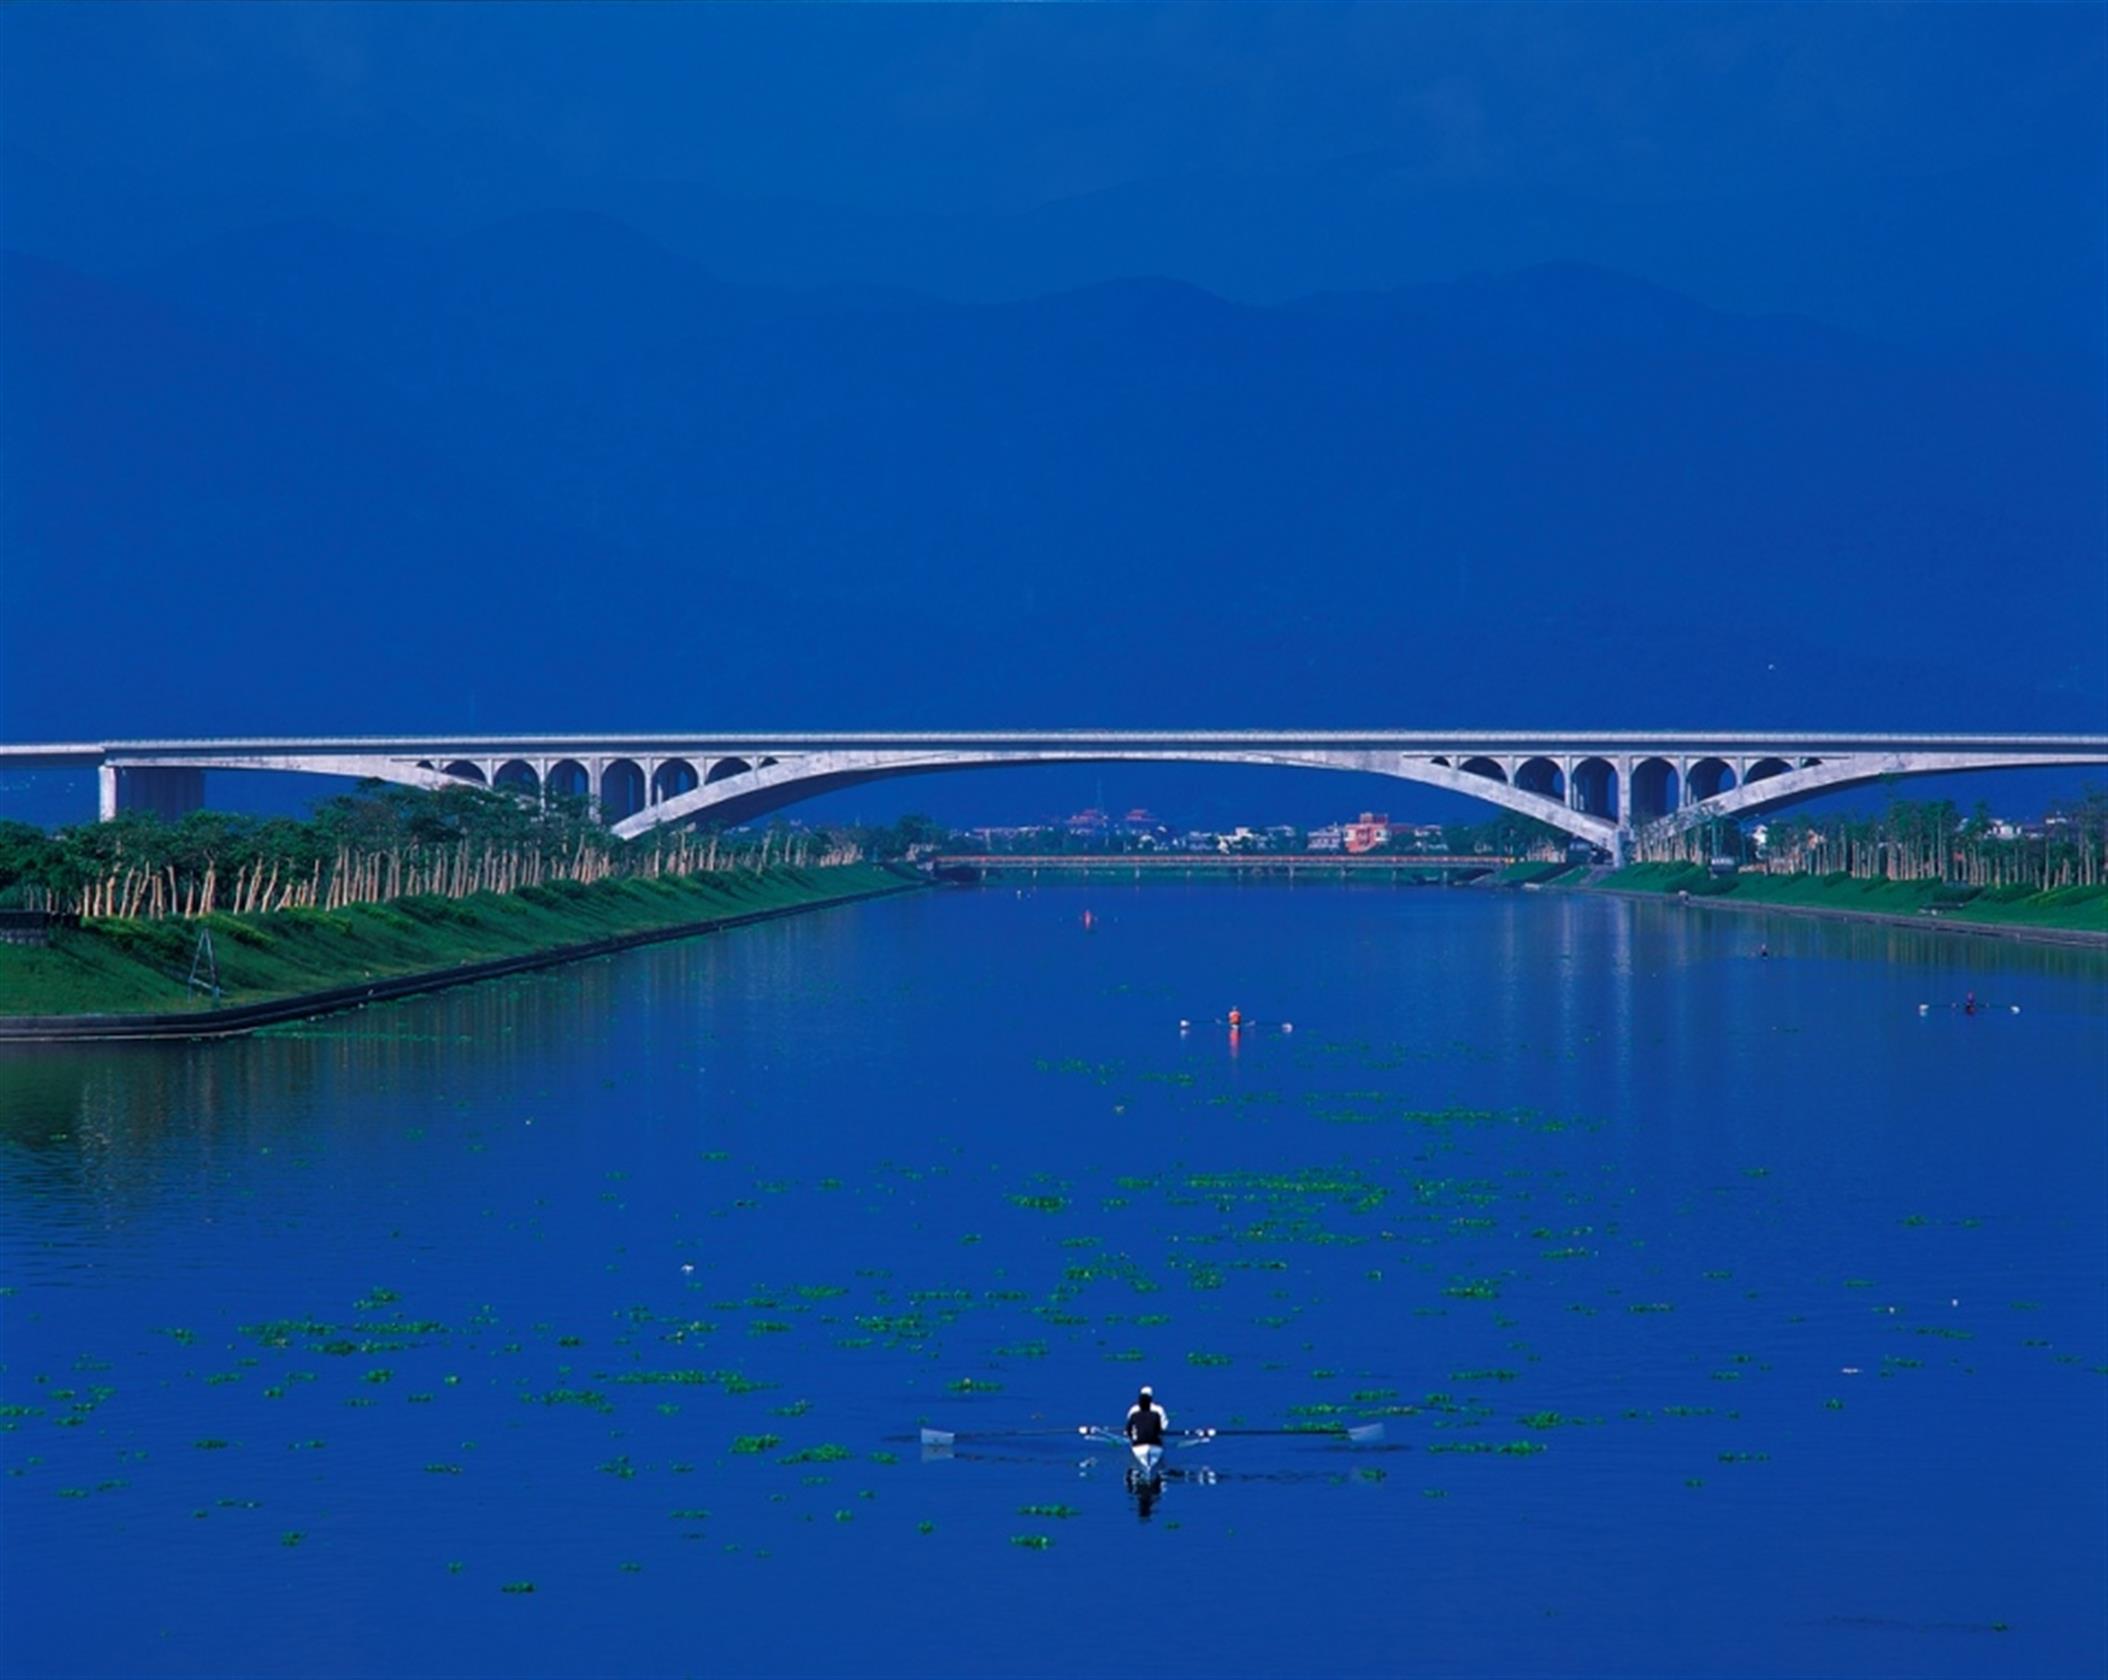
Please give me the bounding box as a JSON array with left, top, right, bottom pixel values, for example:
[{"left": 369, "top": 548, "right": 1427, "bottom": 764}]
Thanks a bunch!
[{"left": 4, "top": 222, "right": 2103, "bottom": 747}]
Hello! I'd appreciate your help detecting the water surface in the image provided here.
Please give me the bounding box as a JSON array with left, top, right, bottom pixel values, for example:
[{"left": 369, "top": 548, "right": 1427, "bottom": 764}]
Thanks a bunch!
[{"left": 3, "top": 886, "right": 2103, "bottom": 1678}]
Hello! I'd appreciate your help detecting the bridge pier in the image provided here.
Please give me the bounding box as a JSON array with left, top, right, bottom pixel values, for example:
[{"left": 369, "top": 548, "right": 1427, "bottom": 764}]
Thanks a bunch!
[{"left": 101, "top": 766, "right": 208, "bottom": 822}]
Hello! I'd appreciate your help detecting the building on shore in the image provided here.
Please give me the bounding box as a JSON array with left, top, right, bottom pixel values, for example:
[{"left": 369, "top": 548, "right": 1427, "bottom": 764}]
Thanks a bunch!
[{"left": 1343, "top": 812, "right": 1392, "bottom": 854}]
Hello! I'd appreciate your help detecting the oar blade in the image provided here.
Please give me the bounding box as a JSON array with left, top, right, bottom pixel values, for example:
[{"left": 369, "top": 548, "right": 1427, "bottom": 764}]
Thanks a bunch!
[
  {"left": 919, "top": 1426, "right": 956, "bottom": 1447},
  {"left": 1346, "top": 1422, "right": 1385, "bottom": 1445}
]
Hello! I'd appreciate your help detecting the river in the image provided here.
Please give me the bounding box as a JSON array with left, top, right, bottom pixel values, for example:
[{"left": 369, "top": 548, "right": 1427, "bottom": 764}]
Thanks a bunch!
[{"left": 2, "top": 885, "right": 2103, "bottom": 1678}]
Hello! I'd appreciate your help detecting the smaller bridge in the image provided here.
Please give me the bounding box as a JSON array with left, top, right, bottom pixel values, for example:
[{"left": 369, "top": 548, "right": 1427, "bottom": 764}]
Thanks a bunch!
[{"left": 2, "top": 731, "right": 2103, "bottom": 865}]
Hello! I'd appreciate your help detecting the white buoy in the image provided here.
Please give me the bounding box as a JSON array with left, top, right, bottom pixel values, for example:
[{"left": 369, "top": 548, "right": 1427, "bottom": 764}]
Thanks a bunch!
[
  {"left": 1178, "top": 1019, "right": 1191, "bottom": 1031},
  {"left": 1281, "top": 1022, "right": 1295, "bottom": 1034},
  {"left": 2010, "top": 1004, "right": 2021, "bottom": 1014},
  {"left": 1917, "top": 1003, "right": 1930, "bottom": 1015}
]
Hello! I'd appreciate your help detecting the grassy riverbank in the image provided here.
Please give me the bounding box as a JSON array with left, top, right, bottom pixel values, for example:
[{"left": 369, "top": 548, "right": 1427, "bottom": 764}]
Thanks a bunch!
[
  {"left": 0, "top": 864, "right": 916, "bottom": 1018},
  {"left": 1594, "top": 862, "right": 2108, "bottom": 936}
]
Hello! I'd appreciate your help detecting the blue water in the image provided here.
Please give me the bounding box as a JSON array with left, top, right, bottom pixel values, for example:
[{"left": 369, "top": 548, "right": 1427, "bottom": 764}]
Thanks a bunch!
[{"left": 3, "top": 886, "right": 2103, "bottom": 1679}]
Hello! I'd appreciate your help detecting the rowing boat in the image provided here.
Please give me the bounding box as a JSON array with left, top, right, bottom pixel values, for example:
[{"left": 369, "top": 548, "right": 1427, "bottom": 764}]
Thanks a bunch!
[{"left": 916, "top": 1419, "right": 1385, "bottom": 1462}]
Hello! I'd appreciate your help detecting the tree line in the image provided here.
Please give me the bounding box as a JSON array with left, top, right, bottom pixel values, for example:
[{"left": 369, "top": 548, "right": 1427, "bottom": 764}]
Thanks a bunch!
[
  {"left": 0, "top": 785, "right": 869, "bottom": 921},
  {"left": 1754, "top": 792, "right": 2108, "bottom": 890}
]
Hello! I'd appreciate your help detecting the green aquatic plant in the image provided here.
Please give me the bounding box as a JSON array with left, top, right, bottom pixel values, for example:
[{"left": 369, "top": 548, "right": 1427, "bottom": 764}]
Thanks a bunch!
[
  {"left": 1187, "top": 1352, "right": 1232, "bottom": 1368},
  {"left": 1017, "top": 1504, "right": 1080, "bottom": 1519},
  {"left": 534, "top": 1388, "right": 613, "bottom": 1411},
  {"left": 1010, "top": 1534, "right": 1054, "bottom": 1550},
  {"left": 730, "top": 1434, "right": 782, "bottom": 1455},
  {"left": 500, "top": 1581, "right": 535, "bottom": 1594},
  {"left": 781, "top": 1444, "right": 852, "bottom": 1464},
  {"left": 946, "top": 1377, "right": 1001, "bottom": 1393}
]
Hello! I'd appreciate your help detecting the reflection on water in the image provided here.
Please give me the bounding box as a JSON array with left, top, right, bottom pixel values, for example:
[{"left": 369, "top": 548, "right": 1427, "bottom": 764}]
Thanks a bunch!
[{"left": 0, "top": 889, "right": 2101, "bottom": 1680}]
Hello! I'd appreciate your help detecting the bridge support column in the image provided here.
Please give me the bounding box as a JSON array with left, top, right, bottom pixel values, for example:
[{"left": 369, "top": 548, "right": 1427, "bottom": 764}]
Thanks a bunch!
[
  {"left": 109, "top": 767, "right": 206, "bottom": 822},
  {"left": 98, "top": 765, "right": 117, "bottom": 822}
]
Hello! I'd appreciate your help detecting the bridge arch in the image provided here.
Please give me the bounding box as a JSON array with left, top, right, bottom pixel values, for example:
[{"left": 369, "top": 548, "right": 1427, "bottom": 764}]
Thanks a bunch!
[
  {"left": 610, "top": 747, "right": 1620, "bottom": 849},
  {"left": 494, "top": 759, "right": 540, "bottom": 795},
  {"left": 652, "top": 759, "right": 699, "bottom": 803},
  {"left": 706, "top": 757, "right": 753, "bottom": 784},
  {"left": 1458, "top": 756, "right": 1508, "bottom": 783},
  {"left": 1571, "top": 756, "right": 1618, "bottom": 821},
  {"left": 1628, "top": 757, "right": 1680, "bottom": 824},
  {"left": 1514, "top": 757, "right": 1564, "bottom": 800},
  {"left": 601, "top": 759, "right": 646, "bottom": 821},
  {"left": 1745, "top": 757, "right": 1793, "bottom": 786},
  {"left": 545, "top": 759, "right": 591, "bottom": 802},
  {"left": 1687, "top": 757, "right": 1737, "bottom": 801},
  {"left": 442, "top": 760, "right": 487, "bottom": 785}
]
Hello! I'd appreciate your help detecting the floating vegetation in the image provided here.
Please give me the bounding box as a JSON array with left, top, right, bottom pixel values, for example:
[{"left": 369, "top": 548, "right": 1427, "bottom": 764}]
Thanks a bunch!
[
  {"left": 533, "top": 1387, "right": 613, "bottom": 1411},
  {"left": 1017, "top": 1505, "right": 1080, "bottom": 1520},
  {"left": 780, "top": 1444, "right": 852, "bottom": 1464},
  {"left": 730, "top": 1435, "right": 782, "bottom": 1455},
  {"left": 1010, "top": 1534, "right": 1054, "bottom": 1550},
  {"left": 1427, "top": 1440, "right": 1547, "bottom": 1456},
  {"left": 1010, "top": 1195, "right": 1067, "bottom": 1214},
  {"left": 1187, "top": 1352, "right": 1232, "bottom": 1368},
  {"left": 500, "top": 1581, "right": 535, "bottom": 1595},
  {"left": 946, "top": 1377, "right": 1001, "bottom": 1394}
]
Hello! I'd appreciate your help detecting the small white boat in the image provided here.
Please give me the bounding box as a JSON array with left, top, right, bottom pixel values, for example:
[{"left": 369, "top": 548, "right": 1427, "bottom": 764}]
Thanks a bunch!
[{"left": 1129, "top": 1440, "right": 1163, "bottom": 1477}]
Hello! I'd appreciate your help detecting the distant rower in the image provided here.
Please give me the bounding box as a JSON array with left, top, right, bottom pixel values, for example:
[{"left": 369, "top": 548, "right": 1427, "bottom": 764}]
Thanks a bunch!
[{"left": 1126, "top": 1385, "right": 1168, "bottom": 1447}]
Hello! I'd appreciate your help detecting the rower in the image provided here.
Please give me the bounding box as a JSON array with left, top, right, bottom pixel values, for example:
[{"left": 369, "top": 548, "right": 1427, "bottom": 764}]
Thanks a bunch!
[
  {"left": 1227, "top": 1006, "right": 1242, "bottom": 1030},
  {"left": 1126, "top": 1384, "right": 1168, "bottom": 1449}
]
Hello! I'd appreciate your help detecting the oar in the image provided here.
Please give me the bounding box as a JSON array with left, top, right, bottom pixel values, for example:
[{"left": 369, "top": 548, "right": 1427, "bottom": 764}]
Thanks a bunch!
[
  {"left": 1180, "top": 1422, "right": 1386, "bottom": 1444},
  {"left": 919, "top": 1425, "right": 1098, "bottom": 1447}
]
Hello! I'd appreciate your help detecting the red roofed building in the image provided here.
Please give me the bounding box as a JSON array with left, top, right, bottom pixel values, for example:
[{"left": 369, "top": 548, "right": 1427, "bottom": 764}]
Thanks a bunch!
[{"left": 1343, "top": 812, "right": 1392, "bottom": 854}]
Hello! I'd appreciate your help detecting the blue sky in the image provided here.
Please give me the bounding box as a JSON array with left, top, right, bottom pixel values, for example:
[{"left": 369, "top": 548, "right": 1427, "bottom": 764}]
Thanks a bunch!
[
  {"left": 2, "top": 5, "right": 2102, "bottom": 829},
  {"left": 6, "top": 4, "right": 2101, "bottom": 346}
]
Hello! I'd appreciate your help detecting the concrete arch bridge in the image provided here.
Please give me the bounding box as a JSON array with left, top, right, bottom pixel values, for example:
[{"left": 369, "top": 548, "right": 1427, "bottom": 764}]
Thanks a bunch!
[{"left": 7, "top": 732, "right": 2104, "bottom": 865}]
